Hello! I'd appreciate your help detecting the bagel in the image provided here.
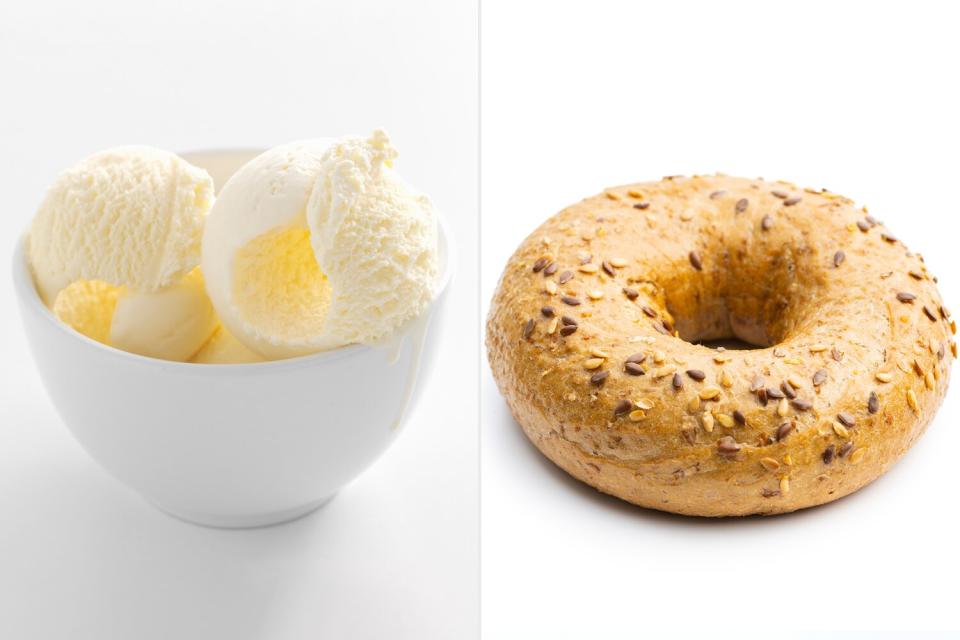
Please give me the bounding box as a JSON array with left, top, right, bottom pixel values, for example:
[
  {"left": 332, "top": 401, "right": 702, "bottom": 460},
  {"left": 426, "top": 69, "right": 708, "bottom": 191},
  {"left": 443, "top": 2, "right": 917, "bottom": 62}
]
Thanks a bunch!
[{"left": 487, "top": 175, "right": 955, "bottom": 516}]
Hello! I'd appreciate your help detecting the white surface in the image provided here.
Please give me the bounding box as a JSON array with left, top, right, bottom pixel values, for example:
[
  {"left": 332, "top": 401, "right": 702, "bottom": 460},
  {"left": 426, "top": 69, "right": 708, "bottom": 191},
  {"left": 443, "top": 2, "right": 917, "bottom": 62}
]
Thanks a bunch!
[
  {"left": 481, "top": 0, "right": 960, "bottom": 636},
  {"left": 0, "top": 0, "right": 477, "bottom": 638}
]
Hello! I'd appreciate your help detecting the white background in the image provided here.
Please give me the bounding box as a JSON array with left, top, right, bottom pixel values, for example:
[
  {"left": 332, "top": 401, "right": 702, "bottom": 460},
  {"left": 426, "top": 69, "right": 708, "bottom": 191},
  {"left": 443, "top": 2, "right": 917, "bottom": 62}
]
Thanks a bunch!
[
  {"left": 482, "top": 1, "right": 960, "bottom": 637},
  {"left": 0, "top": 1, "right": 477, "bottom": 639}
]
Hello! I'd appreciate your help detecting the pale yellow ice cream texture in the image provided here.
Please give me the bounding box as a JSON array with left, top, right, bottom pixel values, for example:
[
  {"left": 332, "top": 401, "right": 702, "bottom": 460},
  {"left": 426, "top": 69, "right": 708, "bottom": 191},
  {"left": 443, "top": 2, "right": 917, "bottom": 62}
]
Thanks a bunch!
[
  {"left": 202, "top": 130, "right": 439, "bottom": 359},
  {"left": 29, "top": 147, "right": 218, "bottom": 361}
]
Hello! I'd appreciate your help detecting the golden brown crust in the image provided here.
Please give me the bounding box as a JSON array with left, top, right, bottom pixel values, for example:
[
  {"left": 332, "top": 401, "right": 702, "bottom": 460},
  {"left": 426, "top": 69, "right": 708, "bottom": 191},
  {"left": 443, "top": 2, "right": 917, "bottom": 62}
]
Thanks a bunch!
[{"left": 487, "top": 175, "right": 955, "bottom": 516}]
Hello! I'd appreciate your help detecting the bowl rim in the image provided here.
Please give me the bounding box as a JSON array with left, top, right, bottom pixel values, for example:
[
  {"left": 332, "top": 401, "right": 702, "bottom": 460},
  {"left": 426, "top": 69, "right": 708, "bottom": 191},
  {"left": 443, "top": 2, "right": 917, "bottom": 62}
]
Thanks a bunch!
[{"left": 13, "top": 184, "right": 456, "bottom": 374}]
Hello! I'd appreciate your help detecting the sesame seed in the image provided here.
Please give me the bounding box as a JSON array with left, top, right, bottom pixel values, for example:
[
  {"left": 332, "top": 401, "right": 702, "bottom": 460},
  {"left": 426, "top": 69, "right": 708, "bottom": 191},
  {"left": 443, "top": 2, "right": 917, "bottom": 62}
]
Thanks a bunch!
[
  {"left": 523, "top": 319, "right": 535, "bottom": 339},
  {"left": 583, "top": 358, "right": 604, "bottom": 370},
  {"left": 578, "top": 263, "right": 599, "bottom": 274},
  {"left": 833, "top": 250, "right": 845, "bottom": 267},
  {"left": 590, "top": 371, "right": 609, "bottom": 386},
  {"left": 686, "top": 369, "right": 706, "bottom": 381},
  {"left": 546, "top": 318, "right": 559, "bottom": 334},
  {"left": 689, "top": 251, "right": 703, "bottom": 271},
  {"left": 716, "top": 413, "right": 735, "bottom": 428},
  {"left": 635, "top": 399, "right": 654, "bottom": 410},
  {"left": 766, "top": 387, "right": 785, "bottom": 399},
  {"left": 544, "top": 281, "right": 558, "bottom": 295},
  {"left": 610, "top": 257, "right": 628, "bottom": 268},
  {"left": 832, "top": 421, "right": 850, "bottom": 438},
  {"left": 717, "top": 436, "right": 740, "bottom": 455},
  {"left": 699, "top": 386, "right": 721, "bottom": 400},
  {"left": 559, "top": 325, "right": 577, "bottom": 337},
  {"left": 653, "top": 366, "right": 677, "bottom": 379},
  {"left": 719, "top": 370, "right": 733, "bottom": 387},
  {"left": 587, "top": 290, "right": 604, "bottom": 300},
  {"left": 735, "top": 198, "right": 749, "bottom": 213},
  {"left": 776, "top": 422, "right": 794, "bottom": 441},
  {"left": 629, "top": 410, "right": 647, "bottom": 422},
  {"left": 780, "top": 381, "right": 796, "bottom": 399},
  {"left": 701, "top": 411, "right": 715, "bottom": 433},
  {"left": 809, "top": 344, "right": 828, "bottom": 353},
  {"left": 780, "top": 476, "right": 791, "bottom": 494},
  {"left": 822, "top": 445, "right": 836, "bottom": 465},
  {"left": 760, "top": 457, "right": 780, "bottom": 472},
  {"left": 625, "top": 362, "right": 645, "bottom": 376},
  {"left": 776, "top": 398, "right": 789, "bottom": 417},
  {"left": 687, "top": 395, "right": 701, "bottom": 412},
  {"left": 896, "top": 292, "right": 916, "bottom": 303},
  {"left": 850, "top": 448, "right": 866, "bottom": 464},
  {"left": 761, "top": 215, "right": 774, "bottom": 230},
  {"left": 906, "top": 389, "right": 918, "bottom": 412}
]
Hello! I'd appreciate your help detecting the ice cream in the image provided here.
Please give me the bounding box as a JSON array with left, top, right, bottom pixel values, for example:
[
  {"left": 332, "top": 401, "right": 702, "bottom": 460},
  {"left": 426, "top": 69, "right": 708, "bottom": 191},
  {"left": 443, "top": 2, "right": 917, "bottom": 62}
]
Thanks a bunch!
[
  {"left": 202, "top": 130, "right": 439, "bottom": 359},
  {"left": 28, "top": 133, "right": 439, "bottom": 364},
  {"left": 29, "top": 147, "right": 218, "bottom": 360}
]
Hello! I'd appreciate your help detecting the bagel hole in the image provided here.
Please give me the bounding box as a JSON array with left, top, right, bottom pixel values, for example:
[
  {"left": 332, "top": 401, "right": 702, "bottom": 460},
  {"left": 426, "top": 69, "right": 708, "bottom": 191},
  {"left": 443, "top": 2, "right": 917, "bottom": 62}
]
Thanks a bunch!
[
  {"left": 666, "top": 297, "right": 779, "bottom": 349},
  {"left": 694, "top": 337, "right": 760, "bottom": 351}
]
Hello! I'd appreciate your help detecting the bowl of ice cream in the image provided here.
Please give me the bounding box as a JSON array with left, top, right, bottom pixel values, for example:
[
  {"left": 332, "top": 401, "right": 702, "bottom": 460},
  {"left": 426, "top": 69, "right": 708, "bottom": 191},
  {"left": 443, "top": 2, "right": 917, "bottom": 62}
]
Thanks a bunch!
[{"left": 13, "top": 135, "right": 454, "bottom": 528}]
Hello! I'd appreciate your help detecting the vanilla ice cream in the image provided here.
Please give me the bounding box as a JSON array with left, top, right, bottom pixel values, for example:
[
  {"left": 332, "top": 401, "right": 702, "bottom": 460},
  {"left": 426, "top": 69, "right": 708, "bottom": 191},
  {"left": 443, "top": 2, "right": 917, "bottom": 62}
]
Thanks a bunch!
[
  {"left": 202, "top": 130, "right": 439, "bottom": 359},
  {"left": 29, "top": 147, "right": 218, "bottom": 360}
]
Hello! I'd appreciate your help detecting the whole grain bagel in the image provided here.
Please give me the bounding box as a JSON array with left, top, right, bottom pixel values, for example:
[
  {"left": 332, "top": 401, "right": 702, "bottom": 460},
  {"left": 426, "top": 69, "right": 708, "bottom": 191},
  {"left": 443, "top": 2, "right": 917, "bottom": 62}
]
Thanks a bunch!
[{"left": 487, "top": 175, "right": 955, "bottom": 516}]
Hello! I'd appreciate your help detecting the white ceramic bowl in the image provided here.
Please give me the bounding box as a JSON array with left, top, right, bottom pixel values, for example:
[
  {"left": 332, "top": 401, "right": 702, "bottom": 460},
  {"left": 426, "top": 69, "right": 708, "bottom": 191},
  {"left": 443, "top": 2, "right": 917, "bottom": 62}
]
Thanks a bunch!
[{"left": 13, "top": 150, "right": 454, "bottom": 528}]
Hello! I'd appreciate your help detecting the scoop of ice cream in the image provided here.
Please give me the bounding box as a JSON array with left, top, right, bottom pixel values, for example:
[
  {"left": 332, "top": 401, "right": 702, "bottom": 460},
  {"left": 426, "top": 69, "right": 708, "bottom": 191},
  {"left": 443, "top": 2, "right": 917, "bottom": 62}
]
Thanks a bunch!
[
  {"left": 202, "top": 130, "right": 439, "bottom": 359},
  {"left": 307, "top": 130, "right": 439, "bottom": 347},
  {"left": 109, "top": 267, "right": 217, "bottom": 361},
  {"left": 190, "top": 324, "right": 265, "bottom": 364},
  {"left": 30, "top": 146, "right": 213, "bottom": 304},
  {"left": 201, "top": 139, "right": 333, "bottom": 359},
  {"left": 30, "top": 147, "right": 218, "bottom": 361}
]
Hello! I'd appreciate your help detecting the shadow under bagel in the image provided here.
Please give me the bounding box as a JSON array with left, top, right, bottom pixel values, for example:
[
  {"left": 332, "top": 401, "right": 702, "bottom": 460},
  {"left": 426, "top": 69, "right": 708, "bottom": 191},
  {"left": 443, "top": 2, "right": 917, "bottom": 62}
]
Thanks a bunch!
[{"left": 13, "top": 149, "right": 456, "bottom": 528}]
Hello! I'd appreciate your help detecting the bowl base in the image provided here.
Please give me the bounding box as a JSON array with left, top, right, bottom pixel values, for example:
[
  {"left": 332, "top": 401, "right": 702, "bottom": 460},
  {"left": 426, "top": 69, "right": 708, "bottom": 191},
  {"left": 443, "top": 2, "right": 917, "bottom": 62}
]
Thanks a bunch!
[{"left": 149, "top": 494, "right": 337, "bottom": 529}]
